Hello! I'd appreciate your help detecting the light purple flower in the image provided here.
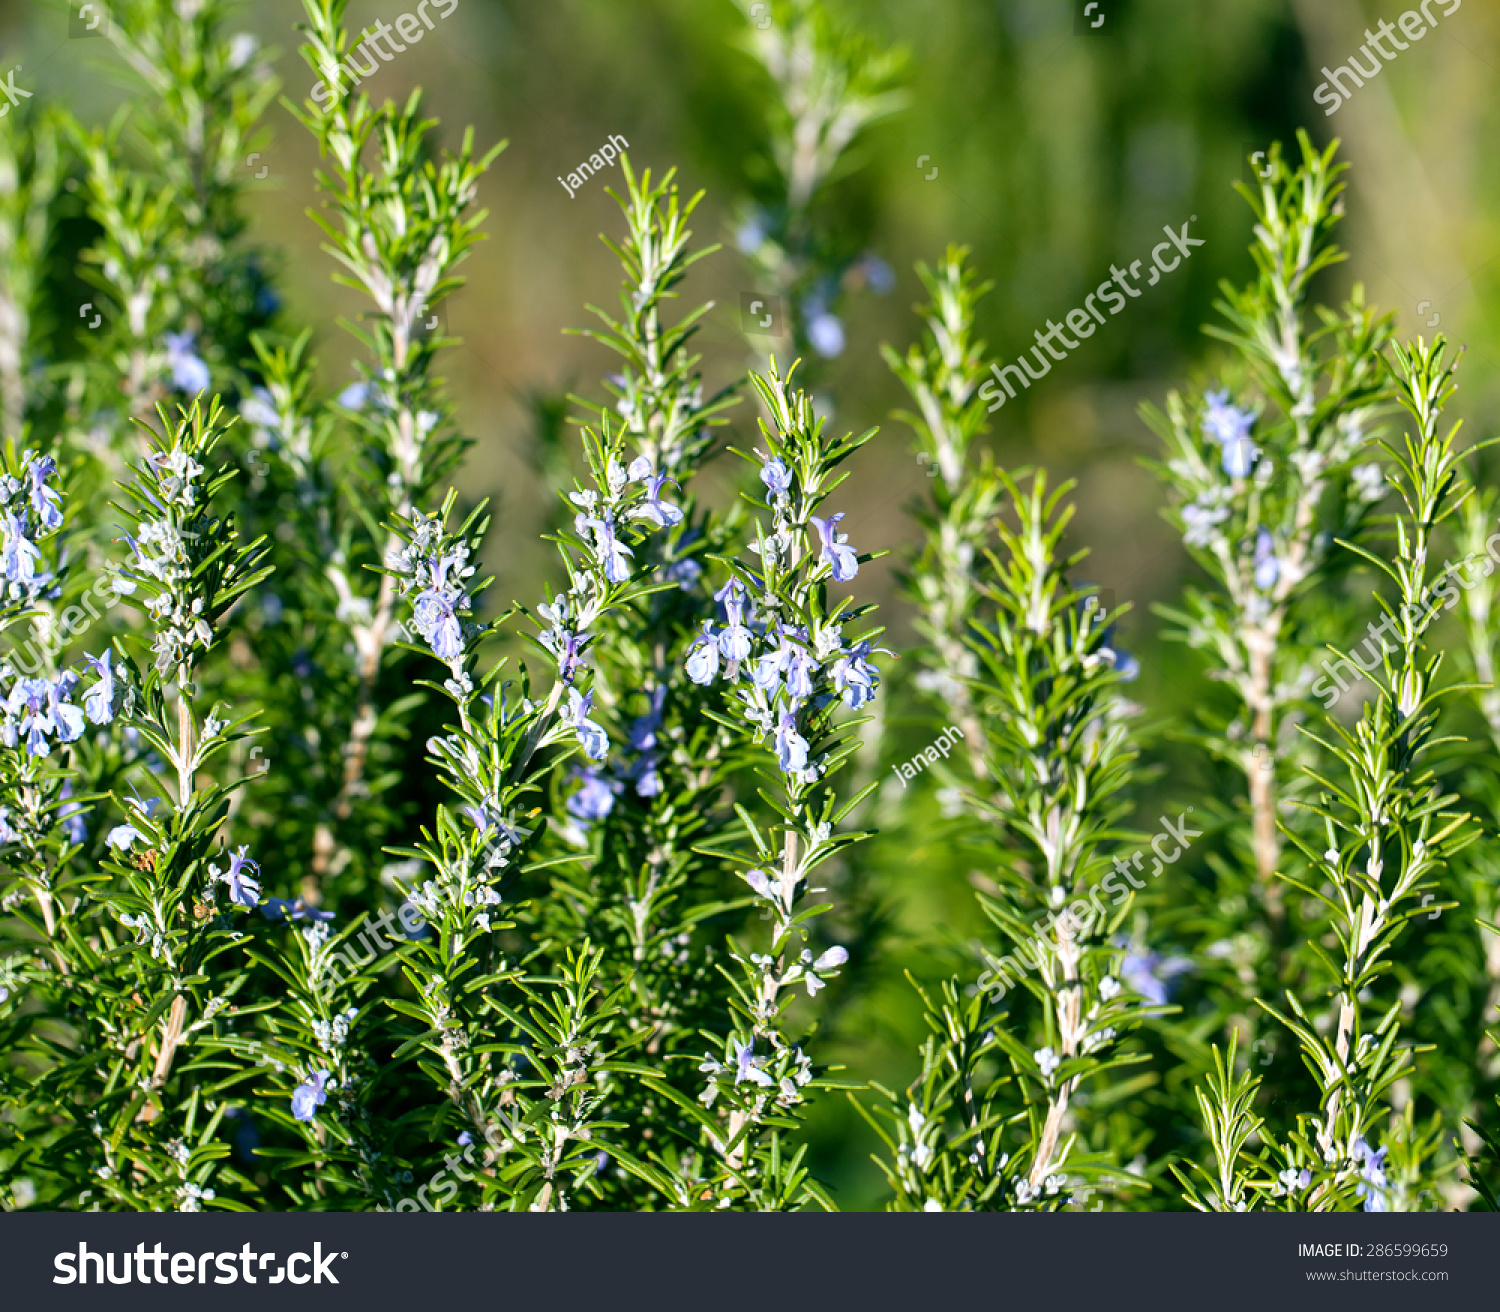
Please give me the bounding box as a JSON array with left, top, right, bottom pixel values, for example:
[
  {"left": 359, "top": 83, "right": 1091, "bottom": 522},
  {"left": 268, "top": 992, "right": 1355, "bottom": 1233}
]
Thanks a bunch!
[
  {"left": 631, "top": 762, "right": 661, "bottom": 798},
  {"left": 566, "top": 765, "right": 620, "bottom": 823},
  {"left": 337, "top": 381, "right": 369, "bottom": 410},
  {"left": 685, "top": 621, "right": 721, "bottom": 685},
  {"left": 577, "top": 513, "right": 634, "bottom": 584},
  {"left": 48, "top": 674, "right": 85, "bottom": 746},
  {"left": 543, "top": 629, "right": 582, "bottom": 686},
  {"left": 222, "top": 846, "right": 261, "bottom": 909},
  {"left": 57, "top": 779, "right": 87, "bottom": 846},
  {"left": 734, "top": 1041, "right": 773, "bottom": 1087},
  {"left": 1201, "top": 388, "right": 1258, "bottom": 478},
  {"left": 627, "top": 686, "right": 666, "bottom": 752},
  {"left": 807, "top": 312, "right": 845, "bottom": 359},
  {"left": 291, "top": 1069, "right": 329, "bottom": 1122},
  {"left": 663, "top": 557, "right": 702, "bottom": 591},
  {"left": 27, "top": 454, "right": 62, "bottom": 531},
  {"left": 813, "top": 946, "right": 849, "bottom": 971},
  {"left": 774, "top": 709, "right": 809, "bottom": 774},
  {"left": 262, "top": 897, "right": 334, "bottom": 924},
  {"left": 1118, "top": 947, "right": 1192, "bottom": 1006},
  {"left": 830, "top": 641, "right": 882, "bottom": 709},
  {"left": 7, "top": 676, "right": 56, "bottom": 756},
  {"left": 1253, "top": 528, "right": 1279, "bottom": 591},
  {"left": 83, "top": 651, "right": 117, "bottom": 725},
  {"left": 753, "top": 628, "right": 794, "bottom": 694},
  {"left": 784, "top": 644, "right": 816, "bottom": 700},
  {"left": 717, "top": 592, "right": 753, "bottom": 663},
  {"left": 163, "top": 331, "right": 211, "bottom": 395},
  {"left": 1353, "top": 1137, "right": 1389, "bottom": 1213},
  {"left": 106, "top": 795, "right": 160, "bottom": 850},
  {"left": 630, "top": 472, "right": 683, "bottom": 529},
  {"left": 1, "top": 513, "right": 41, "bottom": 584},
  {"left": 240, "top": 387, "right": 280, "bottom": 432},
  {"left": 859, "top": 254, "right": 896, "bottom": 295},
  {"left": 760, "top": 458, "right": 792, "bottom": 499},
  {"left": 567, "top": 687, "right": 609, "bottom": 760},
  {"left": 810, "top": 513, "right": 859, "bottom": 582},
  {"left": 412, "top": 554, "right": 466, "bottom": 660}
]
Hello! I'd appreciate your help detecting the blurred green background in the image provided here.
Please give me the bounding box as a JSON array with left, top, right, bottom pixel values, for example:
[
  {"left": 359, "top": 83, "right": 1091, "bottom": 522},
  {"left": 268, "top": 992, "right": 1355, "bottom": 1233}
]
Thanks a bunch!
[{"left": 7, "top": 0, "right": 1499, "bottom": 1206}]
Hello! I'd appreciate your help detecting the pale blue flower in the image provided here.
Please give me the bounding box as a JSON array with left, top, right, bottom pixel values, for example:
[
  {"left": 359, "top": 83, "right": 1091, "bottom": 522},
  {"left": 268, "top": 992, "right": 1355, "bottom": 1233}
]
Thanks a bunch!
[
  {"left": 717, "top": 592, "right": 753, "bottom": 663},
  {"left": 1253, "top": 528, "right": 1279, "bottom": 591},
  {"left": 57, "top": 779, "right": 87, "bottom": 846},
  {"left": 26, "top": 454, "right": 62, "bottom": 530},
  {"left": 1352, "top": 1137, "right": 1389, "bottom": 1212},
  {"left": 83, "top": 650, "right": 117, "bottom": 725},
  {"left": 106, "top": 795, "right": 160, "bottom": 850},
  {"left": 163, "top": 331, "right": 211, "bottom": 395},
  {"left": 222, "top": 846, "right": 261, "bottom": 909},
  {"left": 784, "top": 643, "right": 816, "bottom": 701},
  {"left": 567, "top": 687, "right": 609, "bottom": 760},
  {"left": 810, "top": 513, "right": 859, "bottom": 582},
  {"left": 566, "top": 765, "right": 619, "bottom": 823},
  {"left": 626, "top": 686, "right": 666, "bottom": 753},
  {"left": 830, "top": 640, "right": 882, "bottom": 708},
  {"left": 859, "top": 254, "right": 896, "bottom": 295},
  {"left": 1201, "top": 388, "right": 1258, "bottom": 477},
  {"left": 631, "top": 761, "right": 661, "bottom": 798},
  {"left": 240, "top": 387, "right": 280, "bottom": 432},
  {"left": 807, "top": 312, "right": 845, "bottom": 358},
  {"left": 337, "top": 381, "right": 369, "bottom": 409},
  {"left": 262, "top": 896, "right": 333, "bottom": 924},
  {"left": 774, "top": 709, "right": 809, "bottom": 774},
  {"left": 630, "top": 472, "right": 683, "bottom": 529},
  {"left": 411, "top": 553, "right": 466, "bottom": 660},
  {"left": 48, "top": 674, "right": 85, "bottom": 746},
  {"left": 736, "top": 214, "right": 767, "bottom": 254},
  {"left": 1118, "top": 946, "right": 1192, "bottom": 1005},
  {"left": 577, "top": 513, "right": 633, "bottom": 584},
  {"left": 753, "top": 627, "right": 795, "bottom": 694},
  {"left": 291, "top": 1069, "right": 329, "bottom": 1122},
  {"left": 685, "top": 621, "right": 721, "bottom": 685},
  {"left": 7, "top": 676, "right": 58, "bottom": 756},
  {"left": 760, "top": 458, "right": 792, "bottom": 499},
  {"left": 1181, "top": 498, "right": 1230, "bottom": 550},
  {"left": 734, "top": 1041, "right": 773, "bottom": 1087},
  {"left": 663, "top": 557, "right": 701, "bottom": 591},
  {"left": 1, "top": 512, "right": 42, "bottom": 584}
]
